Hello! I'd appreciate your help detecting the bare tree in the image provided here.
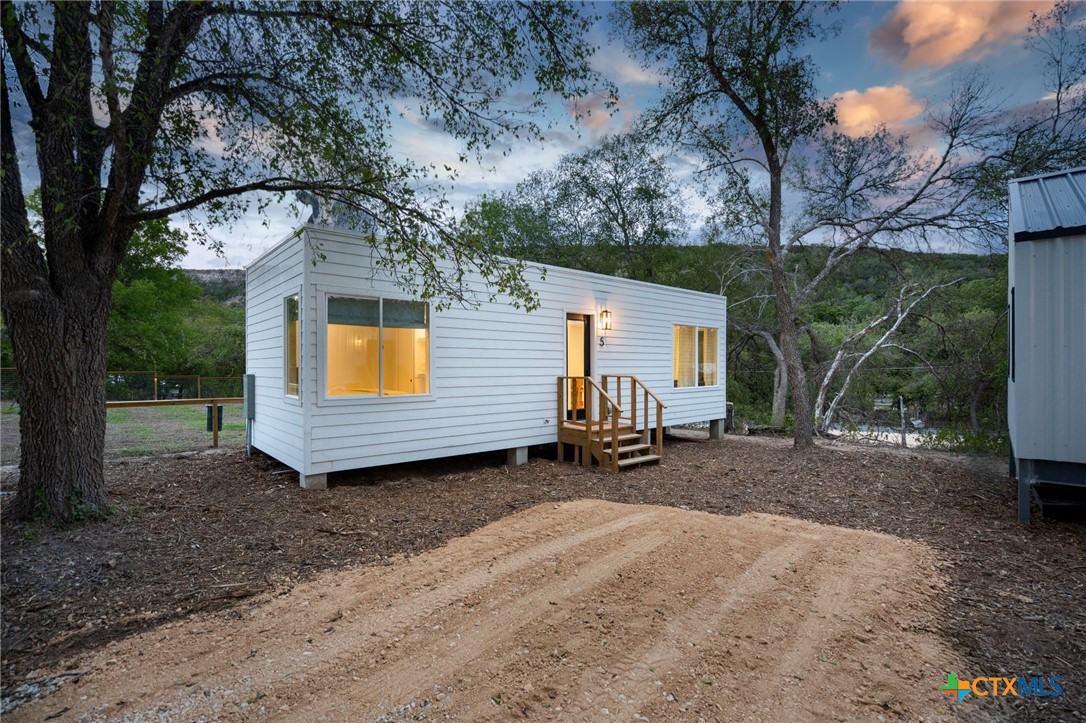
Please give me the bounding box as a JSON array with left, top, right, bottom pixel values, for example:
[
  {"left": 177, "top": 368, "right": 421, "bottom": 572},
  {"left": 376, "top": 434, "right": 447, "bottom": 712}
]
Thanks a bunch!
[
  {"left": 814, "top": 279, "right": 962, "bottom": 435},
  {"left": 618, "top": 0, "right": 1083, "bottom": 446},
  {"left": 616, "top": 1, "right": 836, "bottom": 447},
  {"left": 485, "top": 133, "right": 690, "bottom": 281},
  {"left": 710, "top": 250, "right": 787, "bottom": 428},
  {"left": 970, "top": 0, "right": 1086, "bottom": 224},
  {"left": 754, "top": 329, "right": 789, "bottom": 429}
]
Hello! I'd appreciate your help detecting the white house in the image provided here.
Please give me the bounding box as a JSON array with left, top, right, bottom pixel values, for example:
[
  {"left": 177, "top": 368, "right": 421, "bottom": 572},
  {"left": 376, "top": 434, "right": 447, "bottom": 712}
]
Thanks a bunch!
[
  {"left": 246, "top": 224, "right": 728, "bottom": 488},
  {"left": 1007, "top": 167, "right": 1086, "bottom": 522}
]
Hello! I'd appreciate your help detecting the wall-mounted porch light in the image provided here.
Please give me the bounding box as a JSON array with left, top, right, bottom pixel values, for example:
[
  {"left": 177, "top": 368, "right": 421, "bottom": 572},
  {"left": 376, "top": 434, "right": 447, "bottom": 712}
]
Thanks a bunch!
[{"left": 599, "top": 308, "right": 612, "bottom": 346}]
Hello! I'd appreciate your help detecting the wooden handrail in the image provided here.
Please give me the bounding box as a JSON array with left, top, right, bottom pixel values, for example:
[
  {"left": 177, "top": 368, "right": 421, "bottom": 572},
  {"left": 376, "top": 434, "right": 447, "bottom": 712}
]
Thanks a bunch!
[
  {"left": 601, "top": 375, "right": 667, "bottom": 456},
  {"left": 557, "top": 376, "right": 625, "bottom": 470},
  {"left": 557, "top": 376, "right": 624, "bottom": 416},
  {"left": 603, "top": 375, "right": 667, "bottom": 409}
]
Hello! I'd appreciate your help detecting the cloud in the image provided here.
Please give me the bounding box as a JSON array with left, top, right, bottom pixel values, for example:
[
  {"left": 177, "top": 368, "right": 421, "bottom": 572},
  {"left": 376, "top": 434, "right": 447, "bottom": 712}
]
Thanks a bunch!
[
  {"left": 565, "top": 93, "right": 624, "bottom": 131},
  {"left": 1042, "top": 82, "right": 1086, "bottom": 103},
  {"left": 833, "top": 85, "right": 924, "bottom": 137},
  {"left": 598, "top": 52, "right": 662, "bottom": 87},
  {"left": 871, "top": 0, "right": 1055, "bottom": 68}
]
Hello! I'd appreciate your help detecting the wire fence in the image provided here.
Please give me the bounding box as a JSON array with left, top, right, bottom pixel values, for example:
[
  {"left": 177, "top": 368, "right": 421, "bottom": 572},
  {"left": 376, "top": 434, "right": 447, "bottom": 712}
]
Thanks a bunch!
[{"left": 0, "top": 369, "right": 242, "bottom": 405}]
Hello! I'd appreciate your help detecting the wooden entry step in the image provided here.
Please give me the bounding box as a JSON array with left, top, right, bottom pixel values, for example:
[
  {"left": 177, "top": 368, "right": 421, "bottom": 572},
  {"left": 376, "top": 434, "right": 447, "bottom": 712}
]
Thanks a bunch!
[
  {"left": 616, "top": 453, "right": 661, "bottom": 468},
  {"left": 556, "top": 375, "right": 668, "bottom": 472}
]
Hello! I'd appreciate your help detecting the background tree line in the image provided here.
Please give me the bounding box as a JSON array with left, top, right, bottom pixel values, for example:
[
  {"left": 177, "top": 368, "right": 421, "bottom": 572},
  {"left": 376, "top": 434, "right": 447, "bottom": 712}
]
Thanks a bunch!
[
  {"left": 3, "top": 214, "right": 1007, "bottom": 451},
  {"left": 469, "top": 176, "right": 1010, "bottom": 449},
  {"left": 1, "top": 206, "right": 244, "bottom": 382}
]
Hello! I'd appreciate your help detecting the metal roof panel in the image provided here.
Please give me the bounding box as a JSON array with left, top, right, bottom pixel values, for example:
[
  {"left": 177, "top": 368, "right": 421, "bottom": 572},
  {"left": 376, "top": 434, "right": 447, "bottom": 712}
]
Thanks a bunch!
[{"left": 1010, "top": 167, "right": 1086, "bottom": 241}]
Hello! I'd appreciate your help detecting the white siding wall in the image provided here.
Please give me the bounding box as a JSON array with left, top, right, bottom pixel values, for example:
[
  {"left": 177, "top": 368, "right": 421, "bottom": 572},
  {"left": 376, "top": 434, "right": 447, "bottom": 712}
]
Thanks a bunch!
[
  {"left": 245, "top": 233, "right": 306, "bottom": 471},
  {"left": 528, "top": 262, "right": 726, "bottom": 426},
  {"left": 292, "top": 226, "right": 726, "bottom": 474},
  {"left": 1009, "top": 233, "right": 1086, "bottom": 464}
]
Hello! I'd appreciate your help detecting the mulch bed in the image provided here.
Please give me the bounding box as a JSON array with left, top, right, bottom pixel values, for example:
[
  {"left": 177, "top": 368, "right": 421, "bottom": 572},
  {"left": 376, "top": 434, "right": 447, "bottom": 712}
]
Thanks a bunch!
[{"left": 2, "top": 434, "right": 1083, "bottom": 720}]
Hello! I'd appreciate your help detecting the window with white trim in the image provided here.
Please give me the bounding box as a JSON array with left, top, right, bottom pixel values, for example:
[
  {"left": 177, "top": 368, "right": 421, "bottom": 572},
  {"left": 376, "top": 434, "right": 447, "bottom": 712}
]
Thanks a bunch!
[
  {"left": 326, "top": 296, "right": 429, "bottom": 396},
  {"left": 674, "top": 325, "right": 718, "bottom": 387},
  {"left": 284, "top": 295, "right": 300, "bottom": 397}
]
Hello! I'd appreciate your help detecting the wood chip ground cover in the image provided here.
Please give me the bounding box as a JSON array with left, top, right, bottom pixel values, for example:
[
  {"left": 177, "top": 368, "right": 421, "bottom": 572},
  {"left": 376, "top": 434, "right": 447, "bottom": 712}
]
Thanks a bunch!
[{"left": 2, "top": 433, "right": 1083, "bottom": 721}]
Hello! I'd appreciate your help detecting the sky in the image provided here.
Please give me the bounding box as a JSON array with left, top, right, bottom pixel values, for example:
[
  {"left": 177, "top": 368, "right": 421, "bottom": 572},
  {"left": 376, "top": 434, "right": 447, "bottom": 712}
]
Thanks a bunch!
[
  {"left": 7, "top": 1, "right": 1070, "bottom": 268},
  {"left": 194, "top": 0, "right": 1069, "bottom": 269}
]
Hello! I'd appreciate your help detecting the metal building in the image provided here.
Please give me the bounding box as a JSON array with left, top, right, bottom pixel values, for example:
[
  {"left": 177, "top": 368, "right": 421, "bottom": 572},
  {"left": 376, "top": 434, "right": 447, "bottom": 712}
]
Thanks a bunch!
[{"left": 1008, "top": 167, "right": 1086, "bottom": 522}]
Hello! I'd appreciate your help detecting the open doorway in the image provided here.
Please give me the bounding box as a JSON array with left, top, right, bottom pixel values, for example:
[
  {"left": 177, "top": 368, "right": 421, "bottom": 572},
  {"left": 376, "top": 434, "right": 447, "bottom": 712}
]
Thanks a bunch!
[{"left": 566, "top": 313, "right": 592, "bottom": 420}]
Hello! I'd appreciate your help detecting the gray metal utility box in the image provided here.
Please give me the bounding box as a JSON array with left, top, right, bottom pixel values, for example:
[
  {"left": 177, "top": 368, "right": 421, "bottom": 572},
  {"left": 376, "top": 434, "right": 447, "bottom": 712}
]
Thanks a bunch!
[{"left": 1007, "top": 167, "right": 1086, "bottom": 522}]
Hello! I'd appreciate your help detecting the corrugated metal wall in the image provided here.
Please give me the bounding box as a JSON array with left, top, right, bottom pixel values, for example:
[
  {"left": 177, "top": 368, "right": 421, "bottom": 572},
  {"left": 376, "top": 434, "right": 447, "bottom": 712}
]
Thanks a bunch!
[
  {"left": 1008, "top": 163, "right": 1086, "bottom": 467},
  {"left": 1010, "top": 234, "right": 1086, "bottom": 463}
]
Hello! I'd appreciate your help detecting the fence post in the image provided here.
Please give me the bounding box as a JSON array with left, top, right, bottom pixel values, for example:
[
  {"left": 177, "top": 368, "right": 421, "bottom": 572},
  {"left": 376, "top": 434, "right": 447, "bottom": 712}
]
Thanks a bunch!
[
  {"left": 899, "top": 396, "right": 907, "bottom": 448},
  {"left": 212, "top": 398, "right": 219, "bottom": 448}
]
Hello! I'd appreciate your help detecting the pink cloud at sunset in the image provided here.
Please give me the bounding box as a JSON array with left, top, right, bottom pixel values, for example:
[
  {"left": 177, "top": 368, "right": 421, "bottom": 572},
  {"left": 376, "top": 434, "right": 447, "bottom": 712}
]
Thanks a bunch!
[
  {"left": 871, "top": 0, "right": 1055, "bottom": 68},
  {"left": 833, "top": 85, "right": 924, "bottom": 137},
  {"left": 565, "top": 93, "right": 631, "bottom": 133}
]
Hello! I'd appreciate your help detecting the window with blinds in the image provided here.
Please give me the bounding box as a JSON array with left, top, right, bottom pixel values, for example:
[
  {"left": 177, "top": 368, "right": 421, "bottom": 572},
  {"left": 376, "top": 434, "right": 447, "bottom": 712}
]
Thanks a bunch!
[
  {"left": 673, "top": 325, "right": 718, "bottom": 388},
  {"left": 326, "top": 296, "right": 429, "bottom": 397}
]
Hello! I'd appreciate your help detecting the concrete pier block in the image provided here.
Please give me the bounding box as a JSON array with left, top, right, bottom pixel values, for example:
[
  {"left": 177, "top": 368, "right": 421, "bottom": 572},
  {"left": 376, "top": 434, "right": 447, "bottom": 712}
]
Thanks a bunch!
[
  {"left": 300, "top": 472, "right": 328, "bottom": 490},
  {"left": 506, "top": 446, "right": 528, "bottom": 466}
]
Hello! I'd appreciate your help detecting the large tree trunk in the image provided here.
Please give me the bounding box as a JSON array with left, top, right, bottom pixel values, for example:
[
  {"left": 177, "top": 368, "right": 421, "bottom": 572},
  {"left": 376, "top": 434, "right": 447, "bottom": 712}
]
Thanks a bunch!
[
  {"left": 2, "top": 279, "right": 113, "bottom": 522},
  {"left": 765, "top": 156, "right": 814, "bottom": 449},
  {"left": 1, "top": 5, "right": 137, "bottom": 522},
  {"left": 770, "top": 265, "right": 814, "bottom": 447}
]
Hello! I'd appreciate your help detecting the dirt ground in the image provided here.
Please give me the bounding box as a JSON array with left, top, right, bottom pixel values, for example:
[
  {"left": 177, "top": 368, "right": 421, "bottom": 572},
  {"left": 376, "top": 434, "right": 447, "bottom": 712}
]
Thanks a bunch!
[
  {"left": 2, "top": 433, "right": 1084, "bottom": 721},
  {"left": 5, "top": 500, "right": 962, "bottom": 722}
]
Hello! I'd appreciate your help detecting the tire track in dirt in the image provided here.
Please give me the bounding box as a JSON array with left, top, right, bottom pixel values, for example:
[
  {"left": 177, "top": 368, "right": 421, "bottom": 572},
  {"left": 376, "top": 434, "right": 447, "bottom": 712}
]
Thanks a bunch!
[
  {"left": 6, "top": 501, "right": 963, "bottom": 722},
  {"left": 555, "top": 529, "right": 814, "bottom": 721},
  {"left": 304, "top": 521, "right": 671, "bottom": 718}
]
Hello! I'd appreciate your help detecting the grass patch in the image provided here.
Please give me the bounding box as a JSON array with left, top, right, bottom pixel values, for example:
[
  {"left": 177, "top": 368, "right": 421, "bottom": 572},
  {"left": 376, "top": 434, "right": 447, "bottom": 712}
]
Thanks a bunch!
[
  {"left": 106, "top": 408, "right": 133, "bottom": 424},
  {"left": 1, "top": 403, "right": 246, "bottom": 465}
]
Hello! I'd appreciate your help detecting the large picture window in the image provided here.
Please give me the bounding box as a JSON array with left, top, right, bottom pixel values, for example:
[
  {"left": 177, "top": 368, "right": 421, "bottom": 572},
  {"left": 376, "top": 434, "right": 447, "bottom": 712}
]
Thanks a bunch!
[
  {"left": 674, "top": 325, "right": 718, "bottom": 388},
  {"left": 284, "top": 295, "right": 300, "bottom": 397},
  {"left": 326, "top": 296, "right": 429, "bottom": 397}
]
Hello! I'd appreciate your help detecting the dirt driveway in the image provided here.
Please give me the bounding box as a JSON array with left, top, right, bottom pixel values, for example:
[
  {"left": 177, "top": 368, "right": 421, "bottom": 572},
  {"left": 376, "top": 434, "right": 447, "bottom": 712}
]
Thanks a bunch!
[
  {"left": 5, "top": 500, "right": 961, "bottom": 722},
  {"left": 2, "top": 433, "right": 1083, "bottom": 720}
]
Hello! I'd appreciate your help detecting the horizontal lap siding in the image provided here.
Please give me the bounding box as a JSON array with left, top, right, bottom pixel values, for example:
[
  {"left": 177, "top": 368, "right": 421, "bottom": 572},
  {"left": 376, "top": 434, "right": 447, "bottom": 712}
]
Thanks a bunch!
[
  {"left": 291, "top": 226, "right": 725, "bottom": 474},
  {"left": 534, "top": 265, "right": 727, "bottom": 427},
  {"left": 246, "top": 235, "right": 305, "bottom": 471}
]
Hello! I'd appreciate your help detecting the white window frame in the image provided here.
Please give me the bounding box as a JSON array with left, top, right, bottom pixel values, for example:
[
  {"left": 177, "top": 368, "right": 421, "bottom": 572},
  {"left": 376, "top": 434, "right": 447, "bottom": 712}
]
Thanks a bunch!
[
  {"left": 673, "top": 324, "right": 721, "bottom": 389},
  {"left": 318, "top": 290, "right": 433, "bottom": 404},
  {"left": 284, "top": 293, "right": 301, "bottom": 399}
]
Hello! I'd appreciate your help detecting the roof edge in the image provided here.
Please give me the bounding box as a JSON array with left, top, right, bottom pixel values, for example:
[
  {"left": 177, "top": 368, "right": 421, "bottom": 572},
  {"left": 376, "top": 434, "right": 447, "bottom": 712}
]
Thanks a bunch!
[
  {"left": 1009, "top": 166, "right": 1086, "bottom": 185},
  {"left": 1014, "top": 225, "right": 1086, "bottom": 242}
]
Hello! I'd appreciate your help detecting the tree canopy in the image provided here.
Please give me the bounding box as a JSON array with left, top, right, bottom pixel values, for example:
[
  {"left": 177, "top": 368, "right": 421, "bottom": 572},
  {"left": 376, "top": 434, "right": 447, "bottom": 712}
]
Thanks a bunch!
[
  {"left": 1, "top": 0, "right": 608, "bottom": 522},
  {"left": 466, "top": 133, "right": 689, "bottom": 281},
  {"left": 615, "top": 0, "right": 839, "bottom": 447},
  {"left": 613, "top": 0, "right": 1084, "bottom": 447}
]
